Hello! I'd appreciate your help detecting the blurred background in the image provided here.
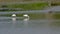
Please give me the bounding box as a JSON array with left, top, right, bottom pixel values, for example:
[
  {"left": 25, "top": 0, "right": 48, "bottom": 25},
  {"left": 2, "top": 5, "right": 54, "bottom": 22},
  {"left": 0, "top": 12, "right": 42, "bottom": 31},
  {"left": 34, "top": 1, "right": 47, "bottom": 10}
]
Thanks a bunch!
[{"left": 0, "top": 0, "right": 60, "bottom": 34}]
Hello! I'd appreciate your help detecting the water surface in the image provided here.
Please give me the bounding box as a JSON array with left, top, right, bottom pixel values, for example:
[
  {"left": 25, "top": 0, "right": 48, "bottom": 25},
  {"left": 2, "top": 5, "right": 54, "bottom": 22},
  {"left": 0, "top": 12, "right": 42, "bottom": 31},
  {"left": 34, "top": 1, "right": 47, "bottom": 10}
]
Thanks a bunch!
[{"left": 0, "top": 17, "right": 60, "bottom": 34}]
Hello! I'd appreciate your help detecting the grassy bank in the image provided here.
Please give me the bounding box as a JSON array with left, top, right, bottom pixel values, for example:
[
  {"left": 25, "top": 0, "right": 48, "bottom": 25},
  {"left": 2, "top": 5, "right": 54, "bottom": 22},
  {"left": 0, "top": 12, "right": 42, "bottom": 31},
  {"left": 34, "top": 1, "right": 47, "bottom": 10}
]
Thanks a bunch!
[
  {"left": 51, "top": 2, "right": 60, "bottom": 6},
  {"left": 0, "top": 13, "right": 46, "bottom": 19},
  {"left": 53, "top": 13, "right": 60, "bottom": 19},
  {"left": 0, "top": 2, "right": 48, "bottom": 11},
  {"left": 0, "top": 13, "right": 60, "bottom": 19}
]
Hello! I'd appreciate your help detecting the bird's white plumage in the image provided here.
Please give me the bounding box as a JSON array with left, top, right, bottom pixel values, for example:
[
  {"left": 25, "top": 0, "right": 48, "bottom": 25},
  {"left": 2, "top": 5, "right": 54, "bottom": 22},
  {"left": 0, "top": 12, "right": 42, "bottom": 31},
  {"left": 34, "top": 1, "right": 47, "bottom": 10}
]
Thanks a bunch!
[
  {"left": 23, "top": 14, "right": 29, "bottom": 21},
  {"left": 12, "top": 14, "right": 16, "bottom": 17},
  {"left": 23, "top": 14, "right": 29, "bottom": 17}
]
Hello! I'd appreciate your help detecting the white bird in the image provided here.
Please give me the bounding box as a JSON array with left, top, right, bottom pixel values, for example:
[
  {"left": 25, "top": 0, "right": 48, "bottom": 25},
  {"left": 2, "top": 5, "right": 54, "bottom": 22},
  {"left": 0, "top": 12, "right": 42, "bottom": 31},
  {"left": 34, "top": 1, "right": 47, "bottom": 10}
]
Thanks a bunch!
[
  {"left": 12, "top": 14, "right": 16, "bottom": 17},
  {"left": 12, "top": 14, "right": 16, "bottom": 23},
  {"left": 23, "top": 14, "right": 29, "bottom": 21}
]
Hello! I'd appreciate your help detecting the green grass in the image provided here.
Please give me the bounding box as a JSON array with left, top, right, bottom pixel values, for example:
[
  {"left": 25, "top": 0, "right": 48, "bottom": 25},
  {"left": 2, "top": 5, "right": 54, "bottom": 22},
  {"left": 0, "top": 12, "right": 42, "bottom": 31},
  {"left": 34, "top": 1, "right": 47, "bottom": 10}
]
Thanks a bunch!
[
  {"left": 0, "top": 2, "right": 48, "bottom": 11},
  {"left": 29, "top": 13, "right": 45, "bottom": 19},
  {"left": 0, "top": 13, "right": 46, "bottom": 19},
  {"left": 51, "top": 2, "right": 60, "bottom": 6},
  {"left": 0, "top": 13, "right": 60, "bottom": 19},
  {"left": 53, "top": 13, "right": 60, "bottom": 19}
]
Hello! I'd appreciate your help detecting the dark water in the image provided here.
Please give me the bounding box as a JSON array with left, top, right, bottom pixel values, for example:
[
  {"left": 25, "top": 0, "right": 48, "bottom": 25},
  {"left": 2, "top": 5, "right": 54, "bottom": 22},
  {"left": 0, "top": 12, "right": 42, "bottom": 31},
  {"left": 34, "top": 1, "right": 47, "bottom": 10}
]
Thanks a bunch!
[{"left": 0, "top": 18, "right": 60, "bottom": 34}]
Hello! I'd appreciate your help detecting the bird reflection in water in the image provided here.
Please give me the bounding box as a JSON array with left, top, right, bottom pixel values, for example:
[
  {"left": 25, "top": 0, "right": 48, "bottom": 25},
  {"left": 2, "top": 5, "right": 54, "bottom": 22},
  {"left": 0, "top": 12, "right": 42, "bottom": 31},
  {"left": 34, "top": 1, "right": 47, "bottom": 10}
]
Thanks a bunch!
[
  {"left": 11, "top": 14, "right": 17, "bottom": 29},
  {"left": 23, "top": 14, "right": 29, "bottom": 21},
  {"left": 12, "top": 14, "right": 16, "bottom": 24},
  {"left": 23, "top": 14, "right": 29, "bottom": 27}
]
